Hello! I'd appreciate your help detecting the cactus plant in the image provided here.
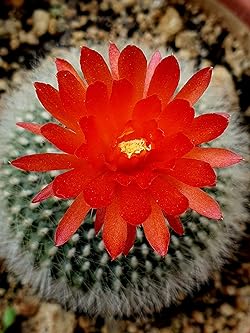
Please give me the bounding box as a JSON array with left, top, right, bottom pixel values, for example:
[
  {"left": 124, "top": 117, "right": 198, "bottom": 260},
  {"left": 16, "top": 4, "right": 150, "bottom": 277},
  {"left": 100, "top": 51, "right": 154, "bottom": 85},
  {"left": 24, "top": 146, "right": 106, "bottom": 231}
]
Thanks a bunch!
[{"left": 0, "top": 45, "right": 248, "bottom": 317}]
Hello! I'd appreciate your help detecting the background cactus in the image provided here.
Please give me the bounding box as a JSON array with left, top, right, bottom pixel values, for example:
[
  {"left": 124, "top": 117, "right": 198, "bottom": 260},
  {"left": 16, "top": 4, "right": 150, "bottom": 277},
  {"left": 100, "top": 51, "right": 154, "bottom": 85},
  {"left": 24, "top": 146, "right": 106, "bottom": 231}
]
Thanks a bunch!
[{"left": 0, "top": 47, "right": 248, "bottom": 318}]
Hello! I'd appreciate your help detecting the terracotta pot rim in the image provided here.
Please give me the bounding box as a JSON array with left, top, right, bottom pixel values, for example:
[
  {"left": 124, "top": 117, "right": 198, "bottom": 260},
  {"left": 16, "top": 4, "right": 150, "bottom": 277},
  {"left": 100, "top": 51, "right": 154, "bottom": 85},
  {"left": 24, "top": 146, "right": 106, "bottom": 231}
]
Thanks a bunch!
[{"left": 219, "top": 0, "right": 250, "bottom": 26}]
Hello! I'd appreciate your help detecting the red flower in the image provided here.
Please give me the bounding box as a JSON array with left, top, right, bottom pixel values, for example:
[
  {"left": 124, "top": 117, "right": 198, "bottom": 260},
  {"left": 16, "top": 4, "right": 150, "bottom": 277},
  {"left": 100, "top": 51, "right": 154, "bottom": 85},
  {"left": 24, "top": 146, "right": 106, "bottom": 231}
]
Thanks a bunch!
[{"left": 12, "top": 43, "right": 242, "bottom": 259}]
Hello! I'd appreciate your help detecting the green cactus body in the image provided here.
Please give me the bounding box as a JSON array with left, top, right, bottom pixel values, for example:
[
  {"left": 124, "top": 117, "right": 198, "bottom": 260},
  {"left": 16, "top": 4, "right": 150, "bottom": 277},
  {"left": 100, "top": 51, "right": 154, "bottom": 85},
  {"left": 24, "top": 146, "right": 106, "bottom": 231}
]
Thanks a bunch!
[{"left": 0, "top": 47, "right": 248, "bottom": 317}]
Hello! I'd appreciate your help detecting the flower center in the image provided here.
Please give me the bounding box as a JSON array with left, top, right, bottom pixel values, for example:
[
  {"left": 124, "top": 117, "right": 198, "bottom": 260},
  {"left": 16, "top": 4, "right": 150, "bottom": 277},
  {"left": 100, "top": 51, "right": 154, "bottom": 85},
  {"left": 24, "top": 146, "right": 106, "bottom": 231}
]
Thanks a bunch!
[{"left": 118, "top": 138, "right": 151, "bottom": 159}]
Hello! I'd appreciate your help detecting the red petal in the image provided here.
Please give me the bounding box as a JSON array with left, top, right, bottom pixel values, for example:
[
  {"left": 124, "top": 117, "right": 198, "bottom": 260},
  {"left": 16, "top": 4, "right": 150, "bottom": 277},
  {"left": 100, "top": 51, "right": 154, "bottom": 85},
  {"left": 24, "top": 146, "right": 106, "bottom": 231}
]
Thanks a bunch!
[
  {"left": 79, "top": 116, "right": 102, "bottom": 149},
  {"left": 115, "top": 153, "right": 142, "bottom": 171},
  {"left": 85, "top": 82, "right": 113, "bottom": 144},
  {"left": 169, "top": 158, "right": 216, "bottom": 187},
  {"left": 134, "top": 169, "right": 158, "bottom": 189},
  {"left": 55, "top": 58, "right": 86, "bottom": 87},
  {"left": 85, "top": 81, "right": 109, "bottom": 117},
  {"left": 55, "top": 192, "right": 90, "bottom": 246},
  {"left": 118, "top": 45, "right": 147, "bottom": 100},
  {"left": 109, "top": 79, "right": 135, "bottom": 133},
  {"left": 80, "top": 46, "right": 112, "bottom": 90},
  {"left": 95, "top": 208, "right": 106, "bottom": 234},
  {"left": 57, "top": 70, "right": 87, "bottom": 125},
  {"left": 75, "top": 144, "right": 105, "bottom": 169},
  {"left": 167, "top": 177, "right": 222, "bottom": 219},
  {"left": 149, "top": 176, "right": 188, "bottom": 215},
  {"left": 17, "top": 122, "right": 42, "bottom": 135},
  {"left": 162, "top": 133, "right": 194, "bottom": 159},
  {"left": 132, "top": 119, "right": 162, "bottom": 143},
  {"left": 165, "top": 215, "right": 184, "bottom": 235},
  {"left": 53, "top": 167, "right": 95, "bottom": 199},
  {"left": 32, "top": 182, "right": 54, "bottom": 203},
  {"left": 77, "top": 116, "right": 105, "bottom": 166},
  {"left": 144, "top": 50, "right": 162, "bottom": 96},
  {"left": 11, "top": 153, "right": 80, "bottom": 171},
  {"left": 132, "top": 95, "right": 161, "bottom": 121},
  {"left": 41, "top": 123, "right": 84, "bottom": 154},
  {"left": 83, "top": 174, "right": 116, "bottom": 207},
  {"left": 109, "top": 42, "right": 120, "bottom": 79},
  {"left": 143, "top": 200, "right": 170, "bottom": 256},
  {"left": 158, "top": 99, "right": 194, "bottom": 136},
  {"left": 114, "top": 172, "right": 133, "bottom": 186},
  {"left": 184, "top": 113, "right": 229, "bottom": 145},
  {"left": 175, "top": 67, "right": 212, "bottom": 105},
  {"left": 147, "top": 55, "right": 180, "bottom": 106},
  {"left": 184, "top": 147, "right": 243, "bottom": 167},
  {"left": 123, "top": 224, "right": 136, "bottom": 255},
  {"left": 34, "top": 82, "right": 70, "bottom": 128},
  {"left": 150, "top": 133, "right": 193, "bottom": 164},
  {"left": 119, "top": 184, "right": 151, "bottom": 225},
  {"left": 103, "top": 200, "right": 127, "bottom": 260}
]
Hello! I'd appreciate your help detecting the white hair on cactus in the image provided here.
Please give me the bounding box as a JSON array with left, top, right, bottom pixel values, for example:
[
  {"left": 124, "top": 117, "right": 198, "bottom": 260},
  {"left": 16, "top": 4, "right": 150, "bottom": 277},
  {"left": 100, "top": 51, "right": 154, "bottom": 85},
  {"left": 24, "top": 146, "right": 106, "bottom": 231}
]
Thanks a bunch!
[{"left": 0, "top": 45, "right": 248, "bottom": 318}]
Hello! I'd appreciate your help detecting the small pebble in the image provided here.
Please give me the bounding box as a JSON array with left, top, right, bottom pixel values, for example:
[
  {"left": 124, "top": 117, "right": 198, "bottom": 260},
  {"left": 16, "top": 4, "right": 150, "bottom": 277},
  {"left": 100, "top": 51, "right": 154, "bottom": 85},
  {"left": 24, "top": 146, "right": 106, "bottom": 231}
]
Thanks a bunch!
[
  {"left": 220, "top": 303, "right": 235, "bottom": 317},
  {"left": 32, "top": 9, "right": 50, "bottom": 37},
  {"left": 0, "top": 79, "right": 8, "bottom": 91},
  {"left": 192, "top": 311, "right": 204, "bottom": 324},
  {"left": 156, "top": 7, "right": 183, "bottom": 42}
]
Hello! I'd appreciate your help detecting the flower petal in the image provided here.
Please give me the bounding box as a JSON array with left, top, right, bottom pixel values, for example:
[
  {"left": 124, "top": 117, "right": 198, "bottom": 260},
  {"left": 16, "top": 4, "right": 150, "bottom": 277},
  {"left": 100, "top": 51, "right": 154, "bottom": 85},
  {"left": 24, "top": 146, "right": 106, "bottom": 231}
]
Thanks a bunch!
[
  {"left": 103, "top": 200, "right": 127, "bottom": 260},
  {"left": 169, "top": 158, "right": 216, "bottom": 187},
  {"left": 109, "top": 79, "right": 135, "bottom": 133},
  {"left": 55, "top": 192, "right": 90, "bottom": 246},
  {"left": 165, "top": 215, "right": 184, "bottom": 235},
  {"left": 149, "top": 133, "right": 193, "bottom": 165},
  {"left": 11, "top": 153, "right": 80, "bottom": 171},
  {"left": 132, "top": 119, "right": 163, "bottom": 144},
  {"left": 53, "top": 167, "right": 95, "bottom": 199},
  {"left": 134, "top": 169, "right": 158, "bottom": 189},
  {"left": 109, "top": 42, "right": 120, "bottom": 79},
  {"left": 143, "top": 200, "right": 170, "bottom": 256},
  {"left": 161, "top": 133, "right": 194, "bottom": 159},
  {"left": 85, "top": 81, "right": 114, "bottom": 144},
  {"left": 113, "top": 172, "right": 132, "bottom": 186},
  {"left": 79, "top": 116, "right": 102, "bottom": 148},
  {"left": 34, "top": 82, "right": 70, "bottom": 128},
  {"left": 118, "top": 45, "right": 147, "bottom": 100},
  {"left": 32, "top": 182, "right": 54, "bottom": 203},
  {"left": 184, "top": 147, "right": 243, "bottom": 167},
  {"left": 55, "top": 58, "right": 86, "bottom": 87},
  {"left": 80, "top": 46, "right": 112, "bottom": 90},
  {"left": 167, "top": 177, "right": 222, "bottom": 219},
  {"left": 144, "top": 50, "right": 162, "bottom": 96},
  {"left": 184, "top": 113, "right": 229, "bottom": 144},
  {"left": 149, "top": 176, "right": 188, "bottom": 215},
  {"left": 132, "top": 95, "right": 161, "bottom": 122},
  {"left": 57, "top": 70, "right": 87, "bottom": 124},
  {"left": 75, "top": 144, "right": 105, "bottom": 169},
  {"left": 175, "top": 67, "right": 212, "bottom": 105},
  {"left": 119, "top": 184, "right": 151, "bottom": 225},
  {"left": 123, "top": 224, "right": 136, "bottom": 255},
  {"left": 95, "top": 208, "right": 106, "bottom": 234},
  {"left": 41, "top": 123, "right": 84, "bottom": 154},
  {"left": 17, "top": 122, "right": 42, "bottom": 135},
  {"left": 85, "top": 81, "right": 109, "bottom": 117},
  {"left": 147, "top": 55, "right": 180, "bottom": 106},
  {"left": 83, "top": 174, "right": 116, "bottom": 207},
  {"left": 158, "top": 99, "right": 194, "bottom": 136},
  {"left": 77, "top": 116, "right": 105, "bottom": 167}
]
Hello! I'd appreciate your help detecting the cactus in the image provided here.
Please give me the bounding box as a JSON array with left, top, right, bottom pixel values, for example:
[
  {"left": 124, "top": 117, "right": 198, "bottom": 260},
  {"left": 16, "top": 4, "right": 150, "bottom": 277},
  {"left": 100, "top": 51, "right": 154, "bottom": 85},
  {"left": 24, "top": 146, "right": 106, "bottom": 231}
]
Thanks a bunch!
[{"left": 0, "top": 47, "right": 248, "bottom": 317}]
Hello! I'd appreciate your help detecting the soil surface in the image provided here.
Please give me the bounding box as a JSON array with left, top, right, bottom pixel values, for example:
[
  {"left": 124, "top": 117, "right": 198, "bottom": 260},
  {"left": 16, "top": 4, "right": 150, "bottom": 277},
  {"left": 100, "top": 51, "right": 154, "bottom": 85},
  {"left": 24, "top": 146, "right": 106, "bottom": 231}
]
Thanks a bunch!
[{"left": 0, "top": 0, "right": 249, "bottom": 332}]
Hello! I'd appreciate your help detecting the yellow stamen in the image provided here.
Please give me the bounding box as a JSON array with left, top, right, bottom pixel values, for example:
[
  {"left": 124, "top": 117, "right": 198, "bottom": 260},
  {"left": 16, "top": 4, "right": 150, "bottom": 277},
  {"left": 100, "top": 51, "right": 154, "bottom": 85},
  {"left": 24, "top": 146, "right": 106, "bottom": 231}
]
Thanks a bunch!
[{"left": 118, "top": 138, "right": 151, "bottom": 159}]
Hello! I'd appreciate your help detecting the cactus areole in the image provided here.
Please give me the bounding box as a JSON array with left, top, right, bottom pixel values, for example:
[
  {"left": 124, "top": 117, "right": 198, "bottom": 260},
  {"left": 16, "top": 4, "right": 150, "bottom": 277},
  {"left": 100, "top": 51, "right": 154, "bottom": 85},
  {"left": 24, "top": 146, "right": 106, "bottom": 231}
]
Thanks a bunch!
[{"left": 11, "top": 43, "right": 242, "bottom": 260}]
